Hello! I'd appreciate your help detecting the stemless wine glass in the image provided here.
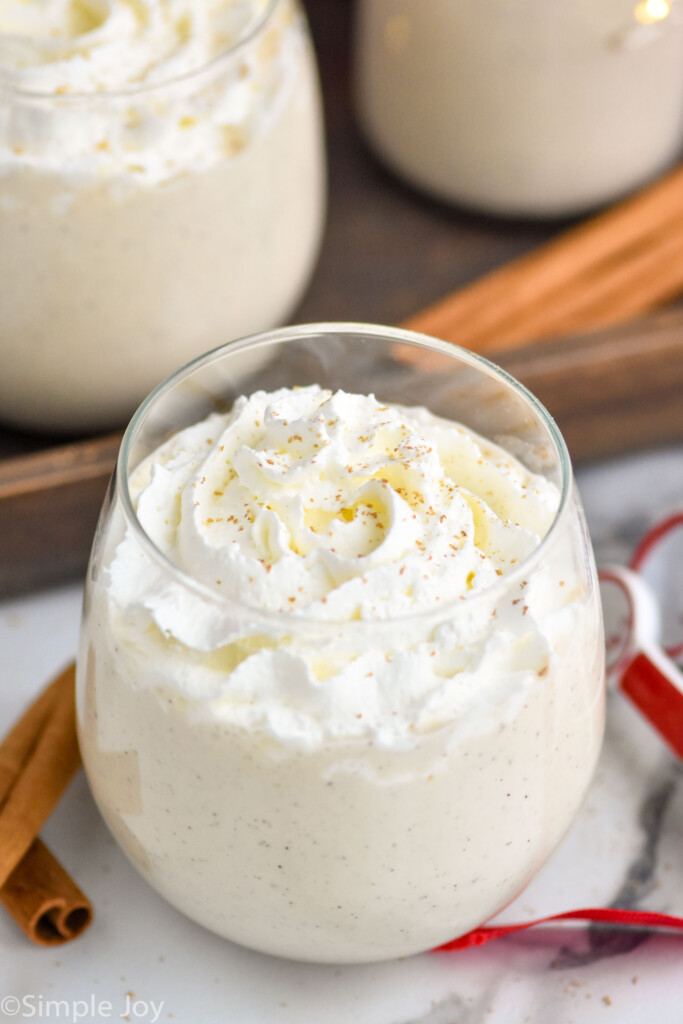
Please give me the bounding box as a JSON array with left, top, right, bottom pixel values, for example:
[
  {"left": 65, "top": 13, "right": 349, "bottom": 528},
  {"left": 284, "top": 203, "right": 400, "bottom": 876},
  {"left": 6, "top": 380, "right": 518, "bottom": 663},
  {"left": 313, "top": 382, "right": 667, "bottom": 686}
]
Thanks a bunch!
[
  {"left": 76, "top": 324, "right": 605, "bottom": 963},
  {"left": 0, "top": 0, "right": 325, "bottom": 432}
]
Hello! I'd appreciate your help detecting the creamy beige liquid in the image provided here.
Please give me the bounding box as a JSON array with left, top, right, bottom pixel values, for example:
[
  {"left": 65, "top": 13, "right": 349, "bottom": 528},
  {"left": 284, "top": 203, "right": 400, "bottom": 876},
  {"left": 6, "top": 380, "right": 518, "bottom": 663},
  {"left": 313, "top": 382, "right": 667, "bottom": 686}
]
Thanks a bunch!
[
  {"left": 0, "top": 1, "right": 325, "bottom": 431},
  {"left": 78, "top": 626, "right": 603, "bottom": 962},
  {"left": 77, "top": 387, "right": 605, "bottom": 963},
  {"left": 355, "top": 0, "right": 683, "bottom": 217}
]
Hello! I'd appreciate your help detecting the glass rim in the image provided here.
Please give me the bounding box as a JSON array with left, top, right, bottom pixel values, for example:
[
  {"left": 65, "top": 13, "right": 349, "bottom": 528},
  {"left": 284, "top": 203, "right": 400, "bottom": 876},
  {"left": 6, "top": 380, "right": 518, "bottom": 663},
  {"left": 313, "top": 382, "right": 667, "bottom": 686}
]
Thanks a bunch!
[
  {"left": 116, "top": 321, "right": 574, "bottom": 631},
  {"left": 0, "top": 0, "right": 281, "bottom": 103}
]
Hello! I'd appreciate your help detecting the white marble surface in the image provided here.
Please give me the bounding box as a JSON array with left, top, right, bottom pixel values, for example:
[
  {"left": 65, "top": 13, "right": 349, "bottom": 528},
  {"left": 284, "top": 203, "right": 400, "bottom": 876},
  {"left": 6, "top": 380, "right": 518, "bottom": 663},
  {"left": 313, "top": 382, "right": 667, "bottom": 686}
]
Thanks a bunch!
[{"left": 1, "top": 444, "right": 682, "bottom": 1024}]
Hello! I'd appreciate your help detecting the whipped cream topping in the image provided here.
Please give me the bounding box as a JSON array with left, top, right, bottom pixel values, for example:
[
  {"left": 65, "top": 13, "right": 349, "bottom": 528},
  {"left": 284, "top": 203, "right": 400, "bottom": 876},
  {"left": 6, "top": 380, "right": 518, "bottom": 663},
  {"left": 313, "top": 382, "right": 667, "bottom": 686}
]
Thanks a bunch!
[
  {"left": 0, "top": 0, "right": 268, "bottom": 90},
  {"left": 122, "top": 385, "right": 557, "bottom": 614},
  {"left": 0, "top": 0, "right": 301, "bottom": 183},
  {"left": 104, "top": 386, "right": 570, "bottom": 750}
]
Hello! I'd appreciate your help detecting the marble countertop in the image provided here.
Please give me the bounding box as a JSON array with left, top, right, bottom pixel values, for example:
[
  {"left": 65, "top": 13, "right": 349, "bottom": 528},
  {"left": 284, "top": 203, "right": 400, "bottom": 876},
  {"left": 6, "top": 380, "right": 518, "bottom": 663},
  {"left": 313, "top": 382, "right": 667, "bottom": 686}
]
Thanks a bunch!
[{"left": 1, "top": 444, "right": 682, "bottom": 1024}]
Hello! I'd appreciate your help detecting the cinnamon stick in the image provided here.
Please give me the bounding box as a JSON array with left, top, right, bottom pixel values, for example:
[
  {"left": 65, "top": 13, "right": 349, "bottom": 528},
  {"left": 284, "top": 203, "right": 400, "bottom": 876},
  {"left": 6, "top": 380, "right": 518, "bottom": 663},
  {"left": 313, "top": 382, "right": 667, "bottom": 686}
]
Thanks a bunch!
[
  {"left": 402, "top": 162, "right": 683, "bottom": 354},
  {"left": 0, "top": 666, "right": 71, "bottom": 799},
  {"left": 0, "top": 663, "right": 92, "bottom": 944},
  {"left": 458, "top": 214, "right": 683, "bottom": 352},
  {"left": 0, "top": 839, "right": 92, "bottom": 946}
]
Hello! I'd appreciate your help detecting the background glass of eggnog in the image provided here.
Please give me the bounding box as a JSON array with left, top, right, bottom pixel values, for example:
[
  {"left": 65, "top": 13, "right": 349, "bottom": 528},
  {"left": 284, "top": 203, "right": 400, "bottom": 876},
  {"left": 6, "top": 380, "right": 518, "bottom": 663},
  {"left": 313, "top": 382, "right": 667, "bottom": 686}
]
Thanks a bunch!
[
  {"left": 0, "top": 0, "right": 325, "bottom": 432},
  {"left": 76, "top": 323, "right": 605, "bottom": 963},
  {"left": 354, "top": 0, "right": 683, "bottom": 217}
]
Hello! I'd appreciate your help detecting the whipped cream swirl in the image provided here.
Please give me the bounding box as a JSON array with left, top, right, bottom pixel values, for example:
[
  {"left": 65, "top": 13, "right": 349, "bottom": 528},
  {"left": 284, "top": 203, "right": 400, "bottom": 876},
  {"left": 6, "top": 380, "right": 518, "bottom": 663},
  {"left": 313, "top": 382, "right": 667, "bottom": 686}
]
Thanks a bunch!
[
  {"left": 104, "top": 386, "right": 570, "bottom": 749},
  {"left": 122, "top": 385, "right": 557, "bottom": 614},
  {"left": 0, "top": 0, "right": 301, "bottom": 183},
  {"left": 0, "top": 0, "right": 269, "bottom": 91}
]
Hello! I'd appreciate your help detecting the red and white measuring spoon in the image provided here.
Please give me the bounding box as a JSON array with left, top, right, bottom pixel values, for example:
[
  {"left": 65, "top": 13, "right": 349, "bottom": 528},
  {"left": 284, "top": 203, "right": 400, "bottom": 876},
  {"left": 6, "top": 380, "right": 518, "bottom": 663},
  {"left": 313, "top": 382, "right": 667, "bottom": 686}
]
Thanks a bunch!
[{"left": 599, "top": 563, "right": 683, "bottom": 760}]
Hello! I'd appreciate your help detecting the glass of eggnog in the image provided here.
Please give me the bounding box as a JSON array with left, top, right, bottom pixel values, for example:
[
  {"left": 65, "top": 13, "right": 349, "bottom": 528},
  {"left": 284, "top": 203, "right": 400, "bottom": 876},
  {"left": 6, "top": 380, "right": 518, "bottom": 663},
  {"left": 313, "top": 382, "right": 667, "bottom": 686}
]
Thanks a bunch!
[{"left": 77, "top": 323, "right": 605, "bottom": 963}]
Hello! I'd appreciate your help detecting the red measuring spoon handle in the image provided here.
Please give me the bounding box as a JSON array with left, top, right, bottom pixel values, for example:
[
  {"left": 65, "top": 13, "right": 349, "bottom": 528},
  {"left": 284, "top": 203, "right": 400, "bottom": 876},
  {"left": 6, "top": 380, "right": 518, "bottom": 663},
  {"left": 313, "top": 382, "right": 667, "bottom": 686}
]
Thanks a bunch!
[{"left": 620, "top": 647, "right": 683, "bottom": 760}]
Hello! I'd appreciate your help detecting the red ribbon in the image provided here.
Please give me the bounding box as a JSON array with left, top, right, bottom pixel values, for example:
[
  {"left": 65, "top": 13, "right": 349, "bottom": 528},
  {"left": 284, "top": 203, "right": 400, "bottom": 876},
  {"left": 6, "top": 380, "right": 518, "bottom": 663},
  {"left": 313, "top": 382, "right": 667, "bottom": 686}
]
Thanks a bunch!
[{"left": 434, "top": 907, "right": 683, "bottom": 952}]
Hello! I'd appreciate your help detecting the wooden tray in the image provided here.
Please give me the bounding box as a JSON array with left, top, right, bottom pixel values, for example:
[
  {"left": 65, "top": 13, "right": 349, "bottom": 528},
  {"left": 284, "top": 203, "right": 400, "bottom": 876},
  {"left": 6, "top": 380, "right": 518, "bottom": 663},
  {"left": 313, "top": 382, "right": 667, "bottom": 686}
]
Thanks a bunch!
[{"left": 2, "top": 0, "right": 683, "bottom": 599}]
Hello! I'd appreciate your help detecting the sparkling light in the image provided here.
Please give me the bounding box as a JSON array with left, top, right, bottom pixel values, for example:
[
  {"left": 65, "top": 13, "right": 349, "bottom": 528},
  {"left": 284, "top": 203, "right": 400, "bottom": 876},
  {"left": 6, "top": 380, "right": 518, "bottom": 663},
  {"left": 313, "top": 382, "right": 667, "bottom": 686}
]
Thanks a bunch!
[{"left": 634, "top": 0, "right": 672, "bottom": 24}]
